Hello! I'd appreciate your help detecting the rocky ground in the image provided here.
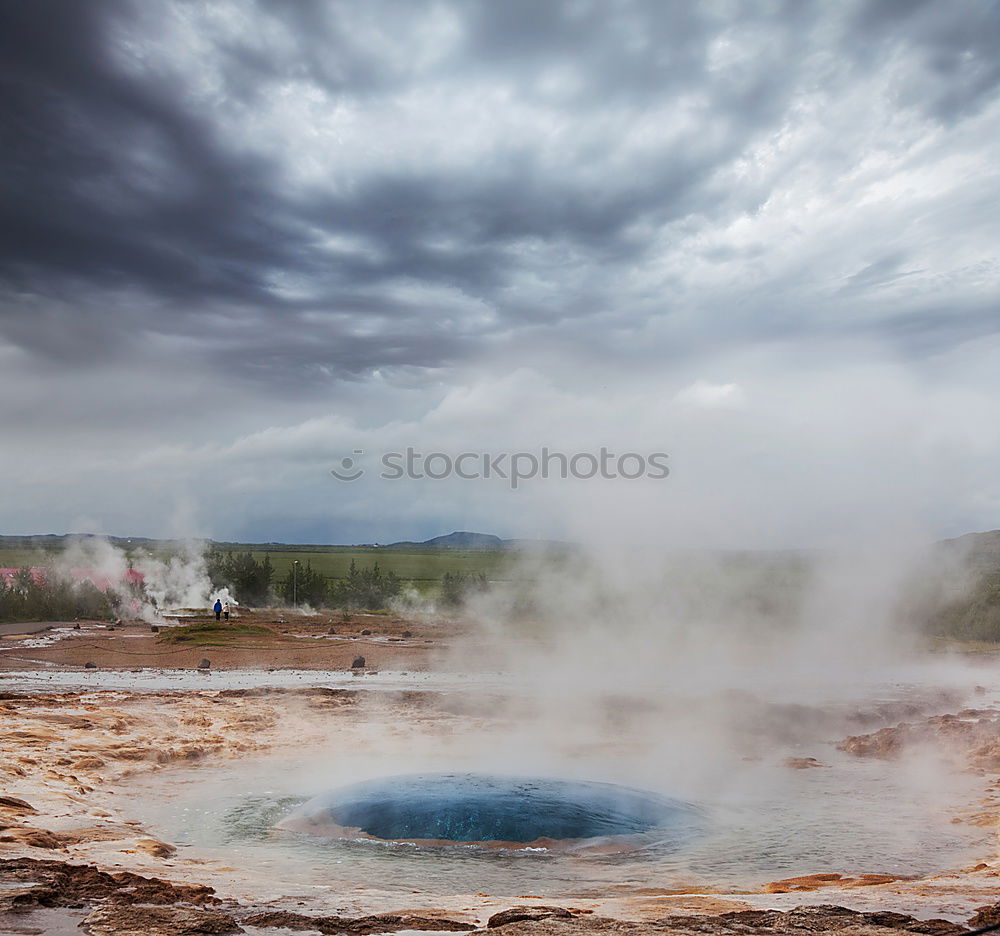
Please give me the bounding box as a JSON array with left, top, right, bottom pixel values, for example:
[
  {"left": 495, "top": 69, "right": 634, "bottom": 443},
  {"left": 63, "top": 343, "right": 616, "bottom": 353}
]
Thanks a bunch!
[
  {"left": 0, "top": 610, "right": 451, "bottom": 672},
  {"left": 3, "top": 860, "right": 1000, "bottom": 936},
  {"left": 3, "top": 618, "right": 1000, "bottom": 934}
]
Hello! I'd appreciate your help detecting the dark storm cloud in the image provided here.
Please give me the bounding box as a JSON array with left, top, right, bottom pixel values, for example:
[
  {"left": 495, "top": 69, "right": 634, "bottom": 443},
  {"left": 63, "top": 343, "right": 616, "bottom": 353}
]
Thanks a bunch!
[
  {"left": 0, "top": 0, "right": 997, "bottom": 387},
  {"left": 0, "top": 2, "right": 270, "bottom": 293},
  {"left": 848, "top": 0, "right": 1000, "bottom": 121}
]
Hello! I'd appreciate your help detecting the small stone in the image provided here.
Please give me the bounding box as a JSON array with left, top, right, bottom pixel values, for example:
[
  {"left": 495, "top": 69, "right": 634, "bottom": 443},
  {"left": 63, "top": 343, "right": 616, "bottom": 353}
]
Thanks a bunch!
[
  {"left": 402, "top": 630, "right": 413, "bottom": 638},
  {"left": 785, "top": 756, "right": 827, "bottom": 770},
  {"left": 84, "top": 661, "right": 97, "bottom": 669},
  {"left": 361, "top": 629, "right": 372, "bottom": 635},
  {"left": 134, "top": 838, "right": 178, "bottom": 858},
  {"left": 198, "top": 658, "right": 211, "bottom": 669},
  {"left": 351, "top": 655, "right": 366, "bottom": 669}
]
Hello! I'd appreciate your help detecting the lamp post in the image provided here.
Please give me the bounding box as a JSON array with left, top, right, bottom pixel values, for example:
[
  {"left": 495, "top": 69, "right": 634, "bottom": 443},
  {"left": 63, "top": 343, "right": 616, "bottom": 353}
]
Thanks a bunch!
[{"left": 292, "top": 560, "right": 299, "bottom": 607}]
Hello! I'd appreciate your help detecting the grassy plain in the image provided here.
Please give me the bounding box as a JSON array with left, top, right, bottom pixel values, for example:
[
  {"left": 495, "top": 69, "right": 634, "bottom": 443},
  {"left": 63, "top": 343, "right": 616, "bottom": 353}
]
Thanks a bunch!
[{"left": 0, "top": 541, "right": 513, "bottom": 590}]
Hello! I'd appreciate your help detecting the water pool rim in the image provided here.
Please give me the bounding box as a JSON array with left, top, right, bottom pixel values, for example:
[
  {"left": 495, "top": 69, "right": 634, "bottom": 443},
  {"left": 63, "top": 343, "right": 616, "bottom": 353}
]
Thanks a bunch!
[{"left": 276, "top": 771, "right": 705, "bottom": 853}]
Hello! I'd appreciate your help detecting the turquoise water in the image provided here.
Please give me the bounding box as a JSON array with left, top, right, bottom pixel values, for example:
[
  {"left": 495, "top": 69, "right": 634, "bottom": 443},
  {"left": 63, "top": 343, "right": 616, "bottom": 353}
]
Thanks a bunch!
[
  {"left": 135, "top": 750, "right": 984, "bottom": 902},
  {"left": 279, "top": 773, "right": 702, "bottom": 846}
]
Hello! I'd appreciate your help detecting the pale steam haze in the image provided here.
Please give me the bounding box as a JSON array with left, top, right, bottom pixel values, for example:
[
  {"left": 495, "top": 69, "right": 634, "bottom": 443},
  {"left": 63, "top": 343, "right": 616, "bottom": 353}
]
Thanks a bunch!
[{"left": 1, "top": 1, "right": 998, "bottom": 548}]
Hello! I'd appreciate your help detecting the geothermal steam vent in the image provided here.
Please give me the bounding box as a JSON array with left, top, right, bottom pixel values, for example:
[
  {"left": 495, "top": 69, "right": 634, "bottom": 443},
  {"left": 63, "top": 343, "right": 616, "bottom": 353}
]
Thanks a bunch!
[{"left": 280, "top": 773, "right": 700, "bottom": 848}]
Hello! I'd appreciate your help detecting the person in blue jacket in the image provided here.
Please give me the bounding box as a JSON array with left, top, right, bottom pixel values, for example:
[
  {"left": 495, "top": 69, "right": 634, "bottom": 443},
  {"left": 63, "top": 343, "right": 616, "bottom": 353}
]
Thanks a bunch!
[{"left": 214, "top": 598, "right": 223, "bottom": 621}]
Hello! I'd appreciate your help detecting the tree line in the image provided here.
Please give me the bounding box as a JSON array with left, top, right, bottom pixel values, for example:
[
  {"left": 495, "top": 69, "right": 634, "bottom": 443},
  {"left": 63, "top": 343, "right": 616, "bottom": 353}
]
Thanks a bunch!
[
  {"left": 206, "top": 550, "right": 491, "bottom": 610},
  {"left": 205, "top": 552, "right": 406, "bottom": 609},
  {"left": 0, "top": 570, "right": 119, "bottom": 623},
  {"left": 0, "top": 553, "right": 492, "bottom": 623}
]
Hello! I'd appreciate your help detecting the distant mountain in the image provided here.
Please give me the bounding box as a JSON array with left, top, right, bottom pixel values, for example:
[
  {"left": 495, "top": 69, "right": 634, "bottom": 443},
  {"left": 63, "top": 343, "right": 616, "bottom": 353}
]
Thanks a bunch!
[
  {"left": 0, "top": 530, "right": 573, "bottom": 553},
  {"left": 386, "top": 531, "right": 508, "bottom": 549},
  {"left": 0, "top": 533, "right": 168, "bottom": 548}
]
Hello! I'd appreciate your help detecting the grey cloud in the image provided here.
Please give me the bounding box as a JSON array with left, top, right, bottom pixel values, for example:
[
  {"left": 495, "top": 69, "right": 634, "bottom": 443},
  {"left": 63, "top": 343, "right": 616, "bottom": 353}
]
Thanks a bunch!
[
  {"left": 847, "top": 0, "right": 1000, "bottom": 121},
  {"left": 0, "top": 0, "right": 997, "bottom": 397}
]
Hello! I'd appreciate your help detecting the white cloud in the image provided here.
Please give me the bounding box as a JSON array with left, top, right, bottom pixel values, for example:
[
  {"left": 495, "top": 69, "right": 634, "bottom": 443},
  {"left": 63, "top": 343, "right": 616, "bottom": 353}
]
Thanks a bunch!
[{"left": 674, "top": 380, "right": 747, "bottom": 410}]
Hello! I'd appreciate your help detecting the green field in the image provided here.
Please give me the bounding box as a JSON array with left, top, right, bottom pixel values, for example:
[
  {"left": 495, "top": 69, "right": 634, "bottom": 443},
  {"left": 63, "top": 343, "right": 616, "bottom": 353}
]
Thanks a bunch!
[
  {"left": 0, "top": 540, "right": 513, "bottom": 589},
  {"left": 228, "top": 546, "right": 512, "bottom": 587},
  {"left": 0, "top": 548, "right": 51, "bottom": 569}
]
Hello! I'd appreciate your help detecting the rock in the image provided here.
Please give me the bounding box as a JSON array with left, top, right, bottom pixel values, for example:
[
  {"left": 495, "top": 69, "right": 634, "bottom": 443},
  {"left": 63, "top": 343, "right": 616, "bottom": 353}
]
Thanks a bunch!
[
  {"left": 361, "top": 628, "right": 372, "bottom": 635},
  {"left": 784, "top": 757, "right": 827, "bottom": 769},
  {"left": 84, "top": 661, "right": 97, "bottom": 669},
  {"left": 839, "top": 710, "right": 1000, "bottom": 767},
  {"left": 73, "top": 622, "right": 81, "bottom": 629},
  {"left": 474, "top": 905, "right": 968, "bottom": 936},
  {"left": 763, "top": 874, "right": 845, "bottom": 894},
  {"left": 134, "top": 838, "right": 178, "bottom": 858},
  {"left": 244, "top": 910, "right": 472, "bottom": 934},
  {"left": 352, "top": 656, "right": 366, "bottom": 669},
  {"left": 488, "top": 907, "right": 576, "bottom": 928},
  {"left": 82, "top": 904, "right": 241, "bottom": 935},
  {"left": 198, "top": 658, "right": 211, "bottom": 669},
  {"left": 0, "top": 796, "right": 36, "bottom": 812},
  {"left": 402, "top": 630, "right": 413, "bottom": 638},
  {"left": 328, "top": 627, "right": 337, "bottom": 634},
  {"left": 0, "top": 885, "right": 61, "bottom": 912},
  {"left": 0, "top": 856, "right": 219, "bottom": 906},
  {"left": 0, "top": 828, "right": 62, "bottom": 849},
  {"left": 71, "top": 756, "right": 105, "bottom": 769},
  {"left": 969, "top": 903, "right": 1000, "bottom": 928}
]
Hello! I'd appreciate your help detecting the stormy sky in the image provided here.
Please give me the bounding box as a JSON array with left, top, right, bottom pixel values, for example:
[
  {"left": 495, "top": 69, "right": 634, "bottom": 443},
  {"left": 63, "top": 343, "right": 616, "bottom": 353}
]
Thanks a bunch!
[{"left": 1, "top": 0, "right": 998, "bottom": 547}]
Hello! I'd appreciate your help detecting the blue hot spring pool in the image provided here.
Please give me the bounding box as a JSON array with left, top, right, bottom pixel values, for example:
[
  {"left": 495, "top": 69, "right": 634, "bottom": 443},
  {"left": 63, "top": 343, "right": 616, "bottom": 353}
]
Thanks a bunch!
[
  {"left": 277, "top": 773, "right": 702, "bottom": 849},
  {"left": 131, "top": 751, "right": 985, "bottom": 904}
]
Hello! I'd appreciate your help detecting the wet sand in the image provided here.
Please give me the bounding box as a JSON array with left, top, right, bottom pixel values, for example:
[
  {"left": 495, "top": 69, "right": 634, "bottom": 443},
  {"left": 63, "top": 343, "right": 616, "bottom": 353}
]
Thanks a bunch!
[{"left": 3, "top": 615, "right": 1000, "bottom": 935}]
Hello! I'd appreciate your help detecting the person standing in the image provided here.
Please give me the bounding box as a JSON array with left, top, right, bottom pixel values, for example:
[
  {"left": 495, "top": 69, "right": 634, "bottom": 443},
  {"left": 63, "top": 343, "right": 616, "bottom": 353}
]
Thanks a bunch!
[
  {"left": 214, "top": 598, "right": 222, "bottom": 621},
  {"left": 222, "top": 600, "right": 230, "bottom": 623}
]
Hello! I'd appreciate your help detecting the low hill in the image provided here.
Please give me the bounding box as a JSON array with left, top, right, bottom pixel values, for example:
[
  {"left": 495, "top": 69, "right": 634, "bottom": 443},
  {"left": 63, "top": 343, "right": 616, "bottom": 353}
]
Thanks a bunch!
[
  {"left": 914, "top": 530, "right": 1000, "bottom": 641},
  {"left": 386, "top": 531, "right": 508, "bottom": 549}
]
